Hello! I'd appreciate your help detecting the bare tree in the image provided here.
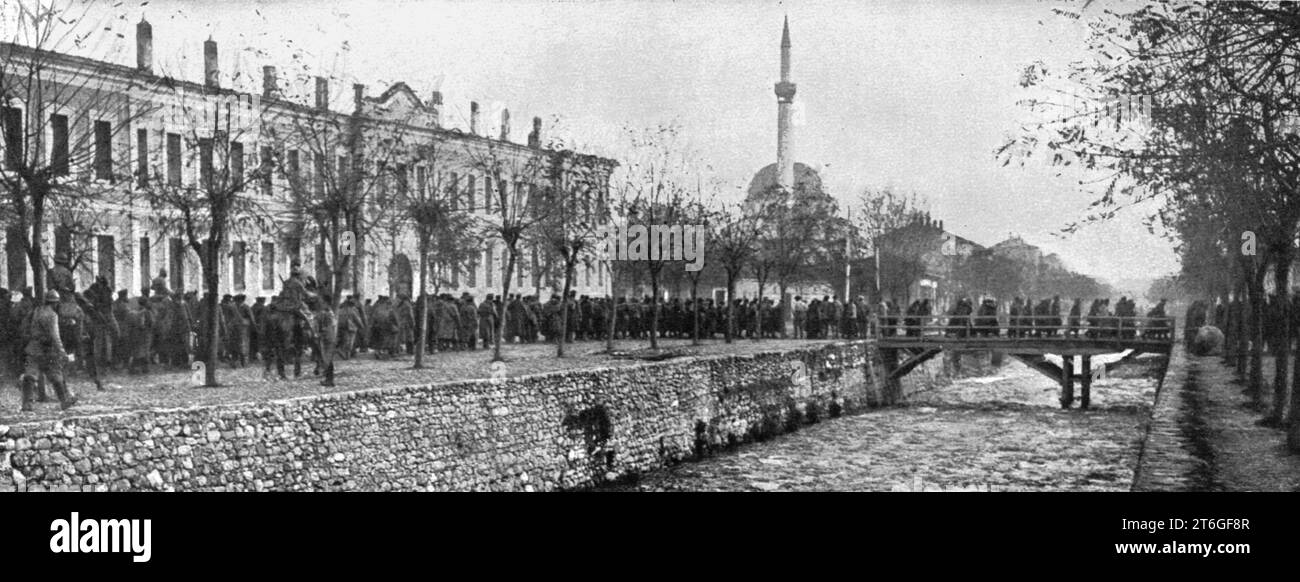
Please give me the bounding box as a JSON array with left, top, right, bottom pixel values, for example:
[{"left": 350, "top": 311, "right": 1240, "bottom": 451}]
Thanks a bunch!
[
  {"left": 1000, "top": 1, "right": 1300, "bottom": 444},
  {"left": 855, "top": 187, "right": 927, "bottom": 302},
  {"left": 533, "top": 150, "right": 613, "bottom": 357},
  {"left": 709, "top": 202, "right": 759, "bottom": 344},
  {"left": 679, "top": 191, "right": 716, "bottom": 346},
  {"left": 465, "top": 138, "right": 551, "bottom": 362},
  {"left": 616, "top": 124, "right": 694, "bottom": 350},
  {"left": 0, "top": 1, "right": 156, "bottom": 298},
  {"left": 390, "top": 139, "right": 477, "bottom": 368},
  {"left": 131, "top": 80, "right": 274, "bottom": 387},
  {"left": 261, "top": 78, "right": 414, "bottom": 311}
]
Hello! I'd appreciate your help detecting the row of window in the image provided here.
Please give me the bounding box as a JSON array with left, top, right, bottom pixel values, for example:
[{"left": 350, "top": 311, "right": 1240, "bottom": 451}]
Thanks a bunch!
[
  {"left": 4, "top": 228, "right": 608, "bottom": 296},
  {"left": 2, "top": 105, "right": 607, "bottom": 221}
]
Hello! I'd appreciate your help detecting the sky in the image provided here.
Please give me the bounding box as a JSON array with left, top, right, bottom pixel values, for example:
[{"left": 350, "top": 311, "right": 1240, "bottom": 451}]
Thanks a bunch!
[{"left": 46, "top": 0, "right": 1177, "bottom": 294}]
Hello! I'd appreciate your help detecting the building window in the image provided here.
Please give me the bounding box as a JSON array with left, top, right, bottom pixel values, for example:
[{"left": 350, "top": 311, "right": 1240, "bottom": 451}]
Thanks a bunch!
[
  {"left": 468, "top": 256, "right": 478, "bottom": 287},
  {"left": 313, "top": 153, "right": 325, "bottom": 198},
  {"left": 94, "top": 120, "right": 113, "bottom": 181},
  {"left": 467, "top": 175, "right": 477, "bottom": 212},
  {"left": 261, "top": 242, "right": 275, "bottom": 290},
  {"left": 136, "top": 128, "right": 149, "bottom": 187},
  {"left": 287, "top": 149, "right": 300, "bottom": 186},
  {"left": 396, "top": 163, "right": 409, "bottom": 197},
  {"left": 417, "top": 166, "right": 427, "bottom": 199},
  {"left": 54, "top": 225, "right": 71, "bottom": 261},
  {"left": 7, "top": 225, "right": 27, "bottom": 290},
  {"left": 231, "top": 141, "right": 244, "bottom": 191},
  {"left": 585, "top": 260, "right": 591, "bottom": 287},
  {"left": 485, "top": 247, "right": 494, "bottom": 287},
  {"left": 169, "top": 237, "right": 185, "bottom": 292},
  {"left": 2, "top": 106, "right": 23, "bottom": 169},
  {"left": 260, "top": 146, "right": 274, "bottom": 196},
  {"left": 166, "top": 133, "right": 182, "bottom": 186},
  {"left": 139, "top": 236, "right": 150, "bottom": 292},
  {"left": 97, "top": 235, "right": 115, "bottom": 286},
  {"left": 448, "top": 172, "right": 459, "bottom": 210},
  {"left": 484, "top": 175, "right": 494, "bottom": 212},
  {"left": 198, "top": 138, "right": 214, "bottom": 190},
  {"left": 232, "top": 241, "right": 247, "bottom": 292},
  {"left": 50, "top": 114, "right": 69, "bottom": 176}
]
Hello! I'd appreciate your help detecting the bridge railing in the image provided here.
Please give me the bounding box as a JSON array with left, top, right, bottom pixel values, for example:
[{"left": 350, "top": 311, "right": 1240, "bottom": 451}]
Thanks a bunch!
[{"left": 871, "top": 313, "right": 1176, "bottom": 343}]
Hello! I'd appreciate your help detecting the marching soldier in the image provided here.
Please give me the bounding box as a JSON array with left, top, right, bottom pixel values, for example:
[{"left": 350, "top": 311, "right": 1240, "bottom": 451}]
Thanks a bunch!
[
  {"left": 20, "top": 290, "right": 78, "bottom": 411},
  {"left": 478, "top": 293, "right": 499, "bottom": 349},
  {"left": 280, "top": 262, "right": 317, "bottom": 333},
  {"left": 459, "top": 293, "right": 479, "bottom": 351}
]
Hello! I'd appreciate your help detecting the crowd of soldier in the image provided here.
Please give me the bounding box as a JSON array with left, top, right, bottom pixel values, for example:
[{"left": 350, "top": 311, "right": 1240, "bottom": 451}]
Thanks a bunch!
[
  {"left": 874, "top": 295, "right": 1172, "bottom": 339},
  {"left": 1, "top": 260, "right": 886, "bottom": 413}
]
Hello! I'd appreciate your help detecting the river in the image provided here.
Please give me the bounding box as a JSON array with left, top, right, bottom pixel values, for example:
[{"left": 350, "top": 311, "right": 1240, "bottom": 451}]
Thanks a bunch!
[{"left": 606, "top": 353, "right": 1160, "bottom": 491}]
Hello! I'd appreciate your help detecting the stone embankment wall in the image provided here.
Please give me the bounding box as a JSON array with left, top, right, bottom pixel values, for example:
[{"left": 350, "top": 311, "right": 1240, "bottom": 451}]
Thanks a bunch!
[{"left": 1, "top": 341, "right": 944, "bottom": 492}]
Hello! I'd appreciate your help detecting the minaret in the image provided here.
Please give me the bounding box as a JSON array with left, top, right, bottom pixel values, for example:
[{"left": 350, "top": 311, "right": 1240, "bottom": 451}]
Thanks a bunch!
[{"left": 774, "top": 16, "right": 797, "bottom": 190}]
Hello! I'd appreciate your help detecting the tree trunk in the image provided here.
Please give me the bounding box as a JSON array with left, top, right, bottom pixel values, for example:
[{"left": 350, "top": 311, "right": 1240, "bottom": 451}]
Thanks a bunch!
[
  {"left": 605, "top": 269, "right": 617, "bottom": 354},
  {"left": 649, "top": 270, "right": 660, "bottom": 350},
  {"left": 414, "top": 238, "right": 428, "bottom": 369},
  {"left": 1247, "top": 269, "right": 1265, "bottom": 408},
  {"left": 557, "top": 259, "right": 574, "bottom": 358},
  {"left": 494, "top": 249, "right": 517, "bottom": 362},
  {"left": 1270, "top": 254, "right": 1291, "bottom": 424},
  {"left": 691, "top": 276, "right": 701, "bottom": 346},
  {"left": 1236, "top": 279, "right": 1248, "bottom": 377},
  {"left": 202, "top": 254, "right": 220, "bottom": 387},
  {"left": 755, "top": 278, "right": 766, "bottom": 341},
  {"left": 725, "top": 273, "right": 736, "bottom": 344},
  {"left": 28, "top": 198, "right": 47, "bottom": 299}
]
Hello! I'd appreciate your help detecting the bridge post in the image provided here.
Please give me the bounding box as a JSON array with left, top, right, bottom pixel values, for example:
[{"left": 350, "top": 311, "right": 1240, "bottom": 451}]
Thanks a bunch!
[
  {"left": 1080, "top": 354, "right": 1092, "bottom": 410},
  {"left": 1059, "top": 355, "right": 1074, "bottom": 409},
  {"left": 880, "top": 347, "right": 903, "bottom": 405}
]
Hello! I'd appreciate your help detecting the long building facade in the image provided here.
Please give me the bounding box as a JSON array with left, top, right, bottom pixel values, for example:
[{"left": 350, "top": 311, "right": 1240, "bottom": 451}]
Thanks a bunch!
[{"left": 1, "top": 19, "right": 616, "bottom": 302}]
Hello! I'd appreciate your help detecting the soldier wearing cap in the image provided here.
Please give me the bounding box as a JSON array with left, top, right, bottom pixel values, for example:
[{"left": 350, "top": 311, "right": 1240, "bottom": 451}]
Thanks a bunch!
[
  {"left": 48, "top": 252, "right": 76, "bottom": 298},
  {"left": 19, "top": 289, "right": 77, "bottom": 411},
  {"left": 151, "top": 269, "right": 171, "bottom": 299},
  {"left": 280, "top": 261, "right": 316, "bottom": 331}
]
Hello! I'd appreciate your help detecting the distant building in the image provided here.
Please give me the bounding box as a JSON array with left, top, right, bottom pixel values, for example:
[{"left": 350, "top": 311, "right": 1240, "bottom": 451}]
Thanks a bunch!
[
  {"left": 0, "top": 19, "right": 616, "bottom": 301},
  {"left": 874, "top": 212, "right": 984, "bottom": 312}
]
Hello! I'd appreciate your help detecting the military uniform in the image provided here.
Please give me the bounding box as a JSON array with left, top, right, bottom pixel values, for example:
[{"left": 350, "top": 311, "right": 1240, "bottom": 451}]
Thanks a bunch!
[
  {"left": 20, "top": 292, "right": 77, "bottom": 410},
  {"left": 478, "top": 296, "right": 498, "bottom": 349},
  {"left": 281, "top": 272, "right": 316, "bottom": 333},
  {"left": 458, "top": 296, "right": 479, "bottom": 350}
]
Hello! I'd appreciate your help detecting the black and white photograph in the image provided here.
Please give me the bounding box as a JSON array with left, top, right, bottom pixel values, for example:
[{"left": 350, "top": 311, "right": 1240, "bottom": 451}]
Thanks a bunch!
[{"left": 0, "top": 0, "right": 1293, "bottom": 568}]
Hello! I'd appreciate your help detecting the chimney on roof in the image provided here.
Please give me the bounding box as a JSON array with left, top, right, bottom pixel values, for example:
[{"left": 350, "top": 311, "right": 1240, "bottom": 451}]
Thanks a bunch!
[
  {"left": 528, "top": 117, "right": 542, "bottom": 148},
  {"left": 203, "top": 37, "right": 219, "bottom": 89},
  {"left": 500, "top": 108, "right": 511, "bottom": 141},
  {"left": 315, "top": 76, "right": 329, "bottom": 110},
  {"left": 939, "top": 219, "right": 944, "bottom": 231},
  {"left": 136, "top": 18, "right": 153, "bottom": 73},
  {"left": 353, "top": 83, "right": 365, "bottom": 113},
  {"left": 470, "top": 101, "right": 480, "bottom": 136},
  {"left": 429, "top": 91, "right": 443, "bottom": 126},
  {"left": 262, "top": 66, "right": 278, "bottom": 99}
]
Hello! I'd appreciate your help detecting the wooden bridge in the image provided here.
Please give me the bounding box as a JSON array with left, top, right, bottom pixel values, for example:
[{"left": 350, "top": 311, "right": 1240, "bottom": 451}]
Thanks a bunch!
[{"left": 874, "top": 315, "right": 1176, "bottom": 409}]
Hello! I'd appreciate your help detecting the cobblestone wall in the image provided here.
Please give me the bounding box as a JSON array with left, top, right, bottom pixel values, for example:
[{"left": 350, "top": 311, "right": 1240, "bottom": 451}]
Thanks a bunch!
[{"left": 0, "top": 341, "right": 944, "bottom": 492}]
